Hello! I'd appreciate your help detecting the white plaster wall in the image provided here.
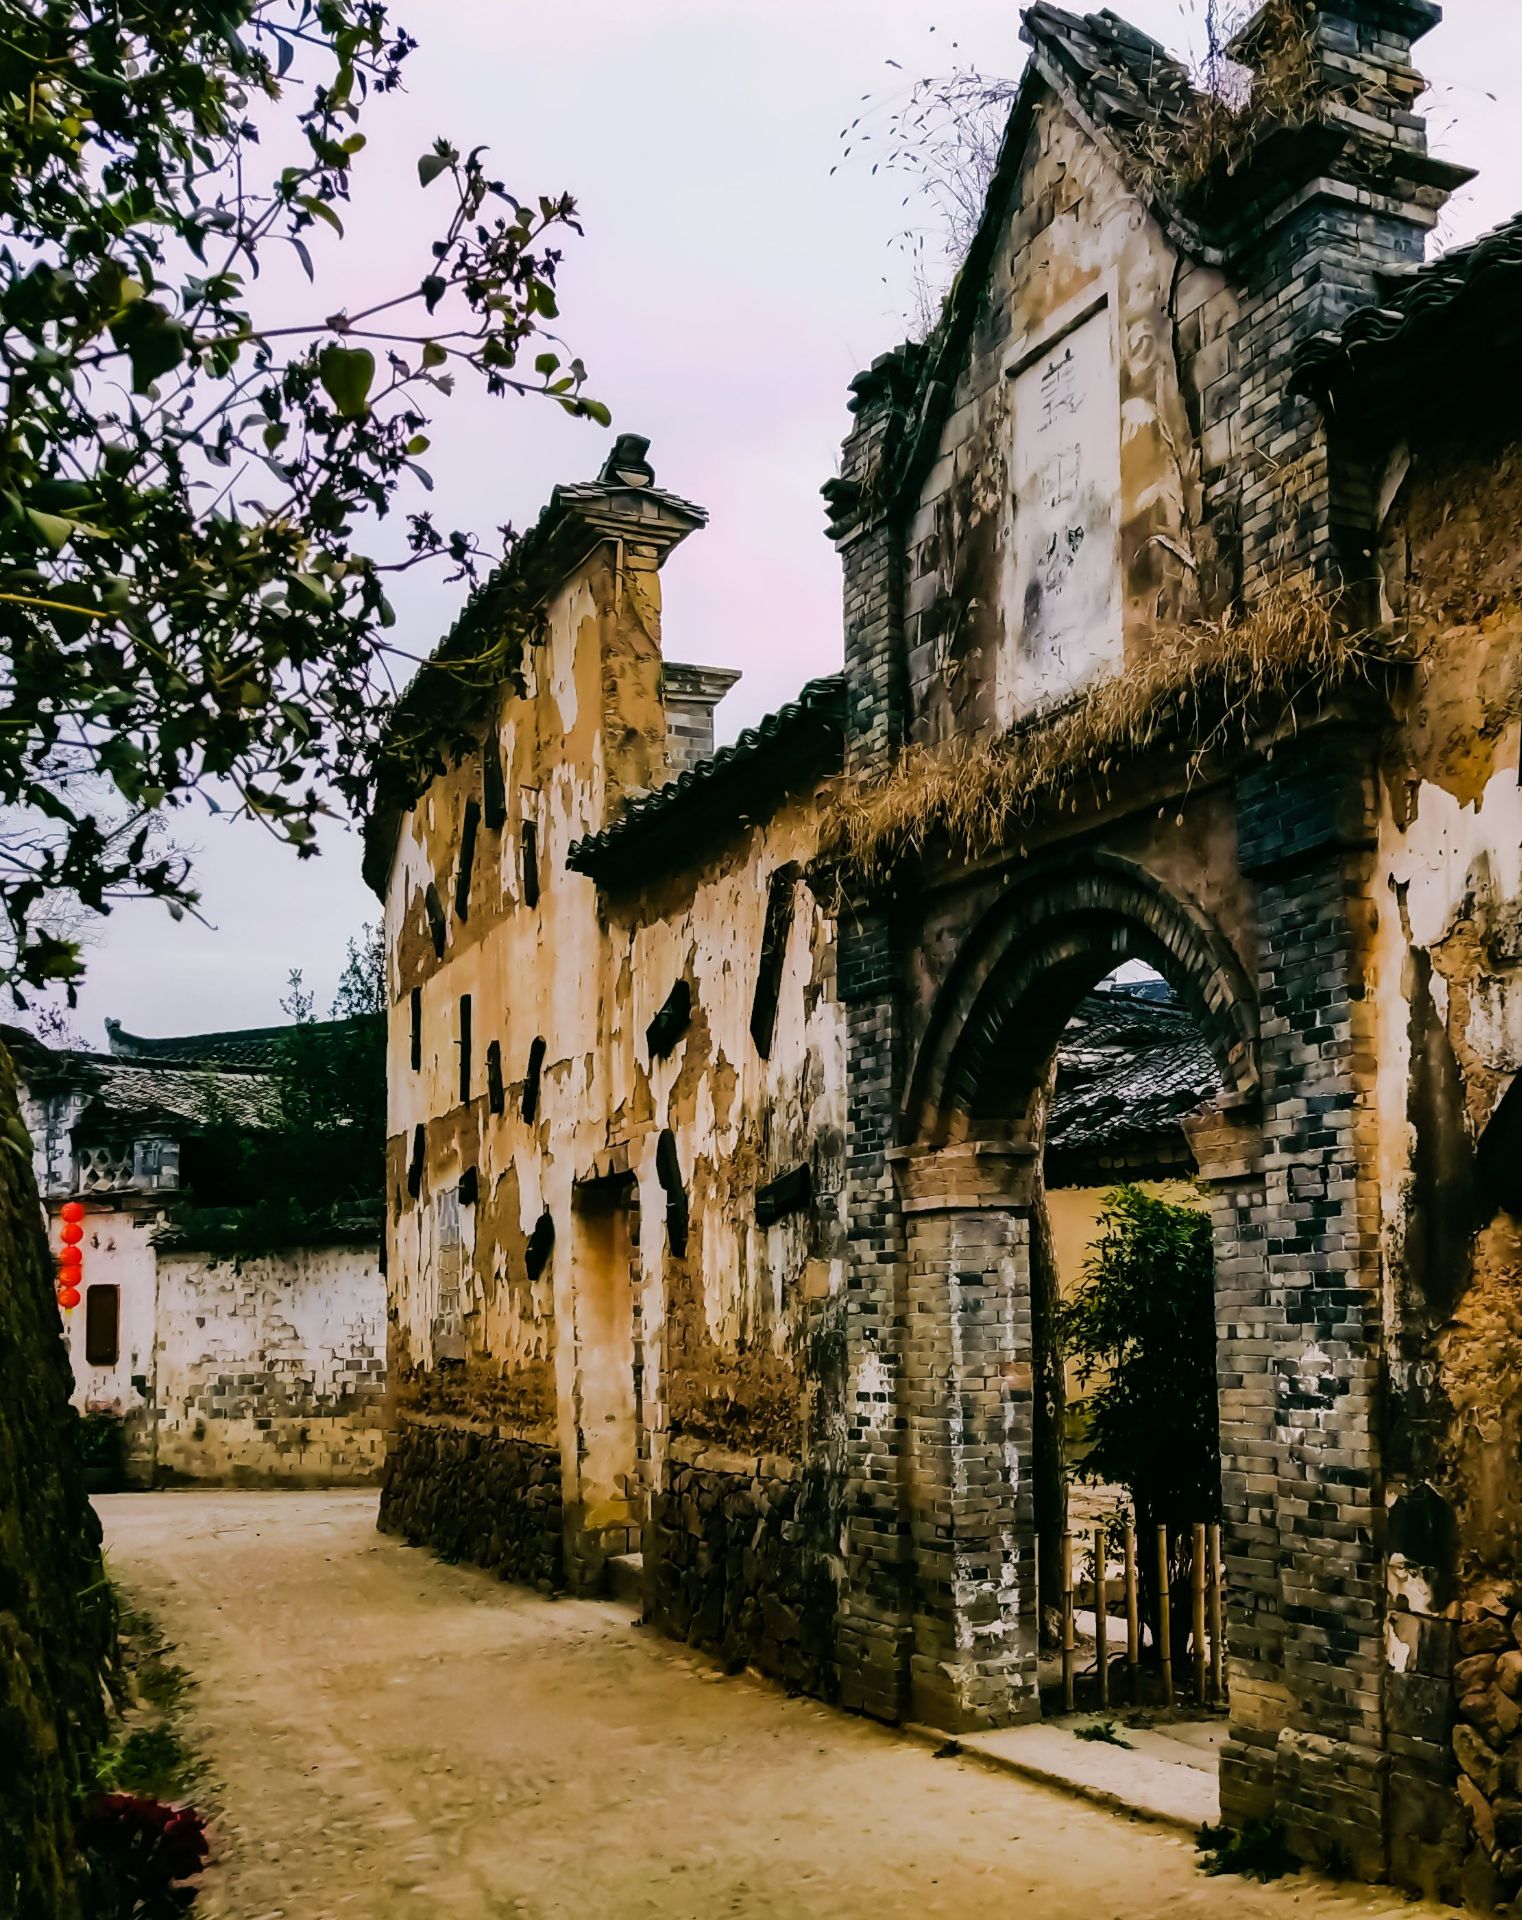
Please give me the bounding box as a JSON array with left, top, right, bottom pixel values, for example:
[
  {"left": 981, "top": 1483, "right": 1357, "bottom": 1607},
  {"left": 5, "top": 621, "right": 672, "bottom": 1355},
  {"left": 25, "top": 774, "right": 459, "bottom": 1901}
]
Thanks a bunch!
[{"left": 153, "top": 1242, "right": 386, "bottom": 1485}]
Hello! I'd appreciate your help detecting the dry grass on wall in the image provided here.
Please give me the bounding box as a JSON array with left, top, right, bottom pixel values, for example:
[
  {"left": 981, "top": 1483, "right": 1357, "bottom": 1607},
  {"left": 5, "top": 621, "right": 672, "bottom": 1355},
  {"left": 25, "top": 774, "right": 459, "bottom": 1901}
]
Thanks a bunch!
[
  {"left": 823, "top": 584, "right": 1395, "bottom": 887},
  {"left": 1136, "top": 0, "right": 1321, "bottom": 207}
]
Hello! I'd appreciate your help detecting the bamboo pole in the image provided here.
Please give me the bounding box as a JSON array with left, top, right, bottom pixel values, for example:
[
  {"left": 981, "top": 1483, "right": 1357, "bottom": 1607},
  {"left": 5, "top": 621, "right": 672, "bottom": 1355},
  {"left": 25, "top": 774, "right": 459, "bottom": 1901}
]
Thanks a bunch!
[
  {"left": 1156, "top": 1524, "right": 1173, "bottom": 1706},
  {"left": 1094, "top": 1524, "right": 1109, "bottom": 1708},
  {"left": 1208, "top": 1521, "right": 1225, "bottom": 1706},
  {"left": 1061, "top": 1531, "right": 1076, "bottom": 1714},
  {"left": 1124, "top": 1523, "right": 1140, "bottom": 1704},
  {"left": 1191, "top": 1521, "right": 1208, "bottom": 1705}
]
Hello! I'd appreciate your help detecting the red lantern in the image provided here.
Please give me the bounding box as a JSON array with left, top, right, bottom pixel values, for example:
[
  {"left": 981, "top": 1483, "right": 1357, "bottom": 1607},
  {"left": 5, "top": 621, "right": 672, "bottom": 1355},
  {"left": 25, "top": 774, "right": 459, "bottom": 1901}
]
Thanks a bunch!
[
  {"left": 57, "top": 1286, "right": 80, "bottom": 1310},
  {"left": 61, "top": 1199, "right": 84, "bottom": 1224},
  {"left": 58, "top": 1245, "right": 82, "bottom": 1271},
  {"left": 60, "top": 1219, "right": 83, "bottom": 1245}
]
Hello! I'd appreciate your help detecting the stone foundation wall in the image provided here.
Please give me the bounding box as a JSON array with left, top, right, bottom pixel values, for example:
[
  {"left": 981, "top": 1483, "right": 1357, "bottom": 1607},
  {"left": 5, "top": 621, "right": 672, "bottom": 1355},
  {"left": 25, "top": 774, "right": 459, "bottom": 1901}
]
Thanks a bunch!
[
  {"left": 378, "top": 1414, "right": 562, "bottom": 1592},
  {"left": 1446, "top": 1581, "right": 1522, "bottom": 1910},
  {"left": 649, "top": 1442, "right": 833, "bottom": 1694}
]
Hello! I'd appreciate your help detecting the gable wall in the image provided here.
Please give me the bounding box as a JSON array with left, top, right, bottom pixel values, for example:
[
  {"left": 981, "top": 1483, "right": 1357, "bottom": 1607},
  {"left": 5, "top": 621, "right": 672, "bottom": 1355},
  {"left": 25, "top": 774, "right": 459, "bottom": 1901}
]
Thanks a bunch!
[{"left": 904, "top": 91, "right": 1237, "bottom": 750}]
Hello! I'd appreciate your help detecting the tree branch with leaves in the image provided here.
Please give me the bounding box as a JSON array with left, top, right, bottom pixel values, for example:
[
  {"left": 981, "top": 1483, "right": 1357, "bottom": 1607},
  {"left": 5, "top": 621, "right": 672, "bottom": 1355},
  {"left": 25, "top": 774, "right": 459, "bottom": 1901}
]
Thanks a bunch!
[{"left": 0, "top": 0, "right": 606, "bottom": 1001}]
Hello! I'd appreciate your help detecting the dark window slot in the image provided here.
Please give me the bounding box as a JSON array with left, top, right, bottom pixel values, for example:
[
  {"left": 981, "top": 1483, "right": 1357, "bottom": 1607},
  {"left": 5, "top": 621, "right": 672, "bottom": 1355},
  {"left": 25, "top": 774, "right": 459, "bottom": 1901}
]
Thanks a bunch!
[
  {"left": 84, "top": 1285, "right": 120, "bottom": 1368},
  {"left": 410, "top": 988, "right": 422, "bottom": 1071},
  {"left": 424, "top": 883, "right": 447, "bottom": 958},
  {"left": 458, "top": 994, "right": 472, "bottom": 1104},
  {"left": 486, "top": 1040, "right": 505, "bottom": 1115},
  {"left": 525, "top": 1209, "right": 555, "bottom": 1280},
  {"left": 657, "top": 1128, "right": 689, "bottom": 1258},
  {"left": 523, "top": 1036, "right": 547, "bottom": 1123},
  {"left": 755, "top": 1163, "right": 813, "bottom": 1227},
  {"left": 482, "top": 738, "right": 507, "bottom": 831},
  {"left": 454, "top": 799, "right": 481, "bottom": 920},
  {"left": 751, "top": 863, "right": 800, "bottom": 1058},
  {"left": 646, "top": 980, "right": 692, "bottom": 1060},
  {"left": 522, "top": 818, "right": 540, "bottom": 908}
]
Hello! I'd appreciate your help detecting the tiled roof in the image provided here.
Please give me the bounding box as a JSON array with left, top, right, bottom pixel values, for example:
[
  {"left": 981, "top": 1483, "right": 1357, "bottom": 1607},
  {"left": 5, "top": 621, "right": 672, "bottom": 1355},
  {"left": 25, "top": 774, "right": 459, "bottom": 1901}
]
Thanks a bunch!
[
  {"left": 566, "top": 673, "right": 846, "bottom": 884},
  {"left": 106, "top": 1017, "right": 320, "bottom": 1072},
  {"left": 20, "top": 1016, "right": 373, "bottom": 1136},
  {"left": 79, "top": 1060, "right": 280, "bottom": 1132},
  {"left": 1048, "top": 984, "right": 1217, "bottom": 1166},
  {"left": 1295, "top": 209, "right": 1522, "bottom": 415}
]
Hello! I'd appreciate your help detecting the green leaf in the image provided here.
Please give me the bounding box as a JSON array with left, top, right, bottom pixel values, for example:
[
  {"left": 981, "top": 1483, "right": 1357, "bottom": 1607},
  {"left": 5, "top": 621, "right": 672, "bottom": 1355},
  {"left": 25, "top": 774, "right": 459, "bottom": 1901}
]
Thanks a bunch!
[
  {"left": 421, "top": 340, "right": 447, "bottom": 369},
  {"left": 580, "top": 398, "right": 613, "bottom": 428},
  {"left": 26, "top": 509, "right": 74, "bottom": 553},
  {"left": 534, "top": 352, "right": 559, "bottom": 376},
  {"left": 291, "top": 573, "right": 334, "bottom": 609},
  {"left": 406, "top": 436, "right": 430, "bottom": 455},
  {"left": 418, "top": 152, "right": 453, "bottom": 188},
  {"left": 317, "top": 345, "right": 375, "bottom": 419},
  {"left": 297, "top": 195, "right": 344, "bottom": 236},
  {"left": 108, "top": 300, "right": 187, "bottom": 394}
]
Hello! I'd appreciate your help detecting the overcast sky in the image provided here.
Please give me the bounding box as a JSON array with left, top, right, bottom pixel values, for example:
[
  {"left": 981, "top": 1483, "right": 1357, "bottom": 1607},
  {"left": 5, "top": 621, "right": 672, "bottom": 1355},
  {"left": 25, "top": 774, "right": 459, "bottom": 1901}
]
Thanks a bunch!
[{"left": 56, "top": 0, "right": 1522, "bottom": 1048}]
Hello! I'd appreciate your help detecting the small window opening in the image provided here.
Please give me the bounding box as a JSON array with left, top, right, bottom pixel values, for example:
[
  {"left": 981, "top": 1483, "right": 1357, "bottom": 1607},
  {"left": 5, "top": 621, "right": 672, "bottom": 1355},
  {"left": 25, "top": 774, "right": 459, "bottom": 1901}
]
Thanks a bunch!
[
  {"left": 522, "top": 819, "right": 540, "bottom": 909},
  {"left": 455, "top": 799, "right": 481, "bottom": 920},
  {"left": 486, "top": 1040, "right": 505, "bottom": 1116},
  {"left": 458, "top": 994, "right": 472, "bottom": 1104},
  {"left": 523, "top": 1036, "right": 547, "bottom": 1124},
  {"left": 424, "top": 882, "right": 447, "bottom": 958},
  {"left": 85, "top": 1285, "right": 120, "bottom": 1368},
  {"left": 482, "top": 738, "right": 507, "bottom": 832},
  {"left": 410, "top": 988, "right": 422, "bottom": 1071}
]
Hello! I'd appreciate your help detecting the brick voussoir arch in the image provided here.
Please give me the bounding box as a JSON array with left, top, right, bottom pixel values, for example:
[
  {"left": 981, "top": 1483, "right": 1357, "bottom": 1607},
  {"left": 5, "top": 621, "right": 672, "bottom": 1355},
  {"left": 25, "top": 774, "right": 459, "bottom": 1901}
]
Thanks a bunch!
[{"left": 905, "top": 852, "right": 1260, "bottom": 1145}]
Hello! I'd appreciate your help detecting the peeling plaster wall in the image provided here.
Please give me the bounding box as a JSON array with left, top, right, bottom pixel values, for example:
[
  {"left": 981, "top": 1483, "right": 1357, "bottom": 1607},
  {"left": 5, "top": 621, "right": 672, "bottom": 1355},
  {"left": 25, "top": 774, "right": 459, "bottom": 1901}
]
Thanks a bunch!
[
  {"left": 1369, "top": 428, "right": 1522, "bottom": 1904},
  {"left": 614, "top": 813, "right": 845, "bottom": 1465},
  {"left": 153, "top": 1243, "right": 386, "bottom": 1486},
  {"left": 379, "top": 523, "right": 844, "bottom": 1652},
  {"left": 381, "top": 552, "right": 628, "bottom": 1456}
]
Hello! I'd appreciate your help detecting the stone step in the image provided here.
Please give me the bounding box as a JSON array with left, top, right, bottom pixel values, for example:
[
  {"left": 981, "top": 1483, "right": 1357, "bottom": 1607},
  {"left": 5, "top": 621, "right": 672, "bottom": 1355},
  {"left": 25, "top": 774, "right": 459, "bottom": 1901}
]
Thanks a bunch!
[{"left": 607, "top": 1552, "right": 644, "bottom": 1609}]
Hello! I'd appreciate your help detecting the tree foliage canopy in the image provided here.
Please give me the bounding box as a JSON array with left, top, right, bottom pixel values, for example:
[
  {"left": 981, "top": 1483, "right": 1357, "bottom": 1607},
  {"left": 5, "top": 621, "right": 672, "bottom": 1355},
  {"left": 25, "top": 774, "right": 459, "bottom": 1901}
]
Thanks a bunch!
[
  {"left": 1061, "top": 1183, "right": 1221, "bottom": 1534},
  {"left": 0, "top": 2, "right": 602, "bottom": 1001}
]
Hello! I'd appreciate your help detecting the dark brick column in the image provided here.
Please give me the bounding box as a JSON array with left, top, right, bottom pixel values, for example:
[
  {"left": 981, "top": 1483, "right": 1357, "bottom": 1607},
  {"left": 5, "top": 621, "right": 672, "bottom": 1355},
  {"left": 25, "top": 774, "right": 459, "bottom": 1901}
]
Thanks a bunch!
[
  {"left": 892, "top": 1142, "right": 1042, "bottom": 1731},
  {"left": 828, "top": 351, "right": 918, "bottom": 1720},
  {"left": 1184, "top": 1100, "right": 1282, "bottom": 1821},
  {"left": 1237, "top": 728, "right": 1386, "bottom": 1876}
]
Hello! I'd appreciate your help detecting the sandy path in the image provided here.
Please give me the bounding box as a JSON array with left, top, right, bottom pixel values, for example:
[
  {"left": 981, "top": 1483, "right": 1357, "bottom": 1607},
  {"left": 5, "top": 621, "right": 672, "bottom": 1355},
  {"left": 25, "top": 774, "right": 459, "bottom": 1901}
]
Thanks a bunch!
[{"left": 99, "top": 1491, "right": 1441, "bottom": 1920}]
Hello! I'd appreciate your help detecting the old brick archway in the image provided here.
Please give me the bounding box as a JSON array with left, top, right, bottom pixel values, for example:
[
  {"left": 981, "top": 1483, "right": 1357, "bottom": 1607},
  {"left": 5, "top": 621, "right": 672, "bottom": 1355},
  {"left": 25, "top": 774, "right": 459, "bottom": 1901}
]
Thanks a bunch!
[{"left": 885, "top": 855, "right": 1267, "bottom": 1747}]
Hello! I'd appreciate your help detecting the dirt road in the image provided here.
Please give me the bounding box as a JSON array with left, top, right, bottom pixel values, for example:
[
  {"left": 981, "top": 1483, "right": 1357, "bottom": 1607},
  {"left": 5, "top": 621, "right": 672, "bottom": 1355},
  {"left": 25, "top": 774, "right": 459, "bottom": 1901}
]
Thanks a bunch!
[{"left": 100, "top": 1491, "right": 1436, "bottom": 1920}]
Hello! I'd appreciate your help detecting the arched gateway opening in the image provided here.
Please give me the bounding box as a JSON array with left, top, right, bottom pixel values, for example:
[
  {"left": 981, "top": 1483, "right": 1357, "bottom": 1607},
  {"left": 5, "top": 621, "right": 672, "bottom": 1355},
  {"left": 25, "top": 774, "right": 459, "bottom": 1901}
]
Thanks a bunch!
[{"left": 888, "top": 855, "right": 1264, "bottom": 1735}]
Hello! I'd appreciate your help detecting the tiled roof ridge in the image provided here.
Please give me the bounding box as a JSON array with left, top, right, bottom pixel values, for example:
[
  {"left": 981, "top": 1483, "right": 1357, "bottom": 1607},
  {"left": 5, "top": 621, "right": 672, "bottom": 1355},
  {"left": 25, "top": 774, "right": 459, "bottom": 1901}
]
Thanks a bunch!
[
  {"left": 566, "top": 672, "right": 846, "bottom": 881},
  {"left": 103, "top": 1014, "right": 377, "bottom": 1072}
]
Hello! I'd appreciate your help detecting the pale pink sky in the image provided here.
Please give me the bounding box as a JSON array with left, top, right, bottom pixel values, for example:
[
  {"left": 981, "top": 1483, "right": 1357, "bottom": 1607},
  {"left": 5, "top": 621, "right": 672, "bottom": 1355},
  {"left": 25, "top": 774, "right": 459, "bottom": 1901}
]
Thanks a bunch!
[{"left": 63, "top": 0, "right": 1522, "bottom": 1045}]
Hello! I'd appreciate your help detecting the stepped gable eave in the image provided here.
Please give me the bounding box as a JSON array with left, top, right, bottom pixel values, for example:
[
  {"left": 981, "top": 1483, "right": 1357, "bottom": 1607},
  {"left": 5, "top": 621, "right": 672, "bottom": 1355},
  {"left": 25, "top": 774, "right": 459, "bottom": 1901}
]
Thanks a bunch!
[
  {"left": 362, "top": 442, "right": 708, "bottom": 901},
  {"left": 1295, "top": 207, "right": 1522, "bottom": 425}
]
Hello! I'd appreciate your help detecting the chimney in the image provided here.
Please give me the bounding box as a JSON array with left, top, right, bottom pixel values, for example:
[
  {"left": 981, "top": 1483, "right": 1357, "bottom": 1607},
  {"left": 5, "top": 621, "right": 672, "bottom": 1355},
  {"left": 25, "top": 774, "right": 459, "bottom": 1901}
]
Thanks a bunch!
[
  {"left": 662, "top": 662, "right": 741, "bottom": 777},
  {"left": 1226, "top": 0, "right": 1474, "bottom": 596}
]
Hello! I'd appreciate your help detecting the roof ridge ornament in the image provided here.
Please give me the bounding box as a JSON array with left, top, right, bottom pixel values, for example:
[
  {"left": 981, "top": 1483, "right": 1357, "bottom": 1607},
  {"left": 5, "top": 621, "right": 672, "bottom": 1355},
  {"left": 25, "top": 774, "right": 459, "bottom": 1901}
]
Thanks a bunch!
[{"left": 597, "top": 432, "right": 656, "bottom": 489}]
